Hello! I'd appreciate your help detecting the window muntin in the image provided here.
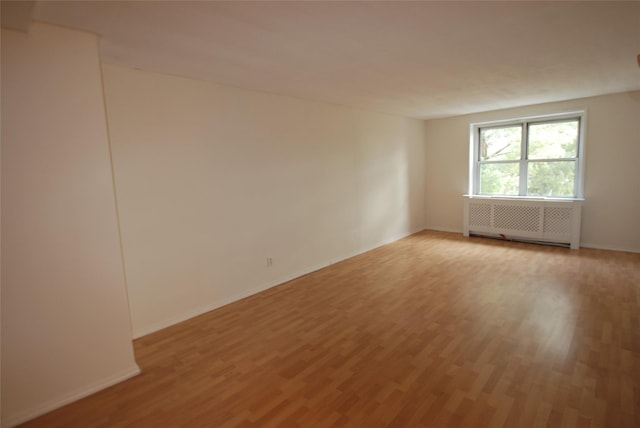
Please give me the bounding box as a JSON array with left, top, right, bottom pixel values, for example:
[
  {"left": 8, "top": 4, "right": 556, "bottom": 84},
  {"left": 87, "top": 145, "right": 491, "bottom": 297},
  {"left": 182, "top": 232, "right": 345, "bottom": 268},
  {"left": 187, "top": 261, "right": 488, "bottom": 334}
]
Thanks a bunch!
[{"left": 473, "top": 114, "right": 583, "bottom": 198}]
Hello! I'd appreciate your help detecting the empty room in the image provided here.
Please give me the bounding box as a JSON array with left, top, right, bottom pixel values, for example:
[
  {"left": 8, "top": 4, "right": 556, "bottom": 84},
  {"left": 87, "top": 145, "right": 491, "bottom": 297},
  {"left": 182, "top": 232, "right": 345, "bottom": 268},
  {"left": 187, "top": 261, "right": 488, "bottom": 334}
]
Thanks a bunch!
[{"left": 2, "top": 1, "right": 639, "bottom": 427}]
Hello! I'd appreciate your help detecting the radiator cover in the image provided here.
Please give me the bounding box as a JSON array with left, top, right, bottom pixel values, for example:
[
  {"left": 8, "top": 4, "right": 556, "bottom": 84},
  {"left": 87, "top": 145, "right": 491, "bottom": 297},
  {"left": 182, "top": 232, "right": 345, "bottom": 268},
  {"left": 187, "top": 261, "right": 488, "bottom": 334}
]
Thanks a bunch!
[{"left": 463, "top": 196, "right": 583, "bottom": 249}]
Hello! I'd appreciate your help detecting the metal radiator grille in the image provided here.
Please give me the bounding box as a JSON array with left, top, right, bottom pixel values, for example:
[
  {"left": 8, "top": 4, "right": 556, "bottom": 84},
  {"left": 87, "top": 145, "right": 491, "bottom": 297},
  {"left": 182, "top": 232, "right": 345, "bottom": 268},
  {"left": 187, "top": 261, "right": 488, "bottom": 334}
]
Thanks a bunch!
[
  {"left": 493, "top": 205, "right": 540, "bottom": 232},
  {"left": 463, "top": 197, "right": 582, "bottom": 249},
  {"left": 543, "top": 206, "right": 572, "bottom": 235},
  {"left": 469, "top": 203, "right": 491, "bottom": 227}
]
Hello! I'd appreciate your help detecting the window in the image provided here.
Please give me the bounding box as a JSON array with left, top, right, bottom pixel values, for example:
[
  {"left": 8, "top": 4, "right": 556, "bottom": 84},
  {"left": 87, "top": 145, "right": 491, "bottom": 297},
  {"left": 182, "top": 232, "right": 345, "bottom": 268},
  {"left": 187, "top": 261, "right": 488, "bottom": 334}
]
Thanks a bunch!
[{"left": 470, "top": 113, "right": 585, "bottom": 198}]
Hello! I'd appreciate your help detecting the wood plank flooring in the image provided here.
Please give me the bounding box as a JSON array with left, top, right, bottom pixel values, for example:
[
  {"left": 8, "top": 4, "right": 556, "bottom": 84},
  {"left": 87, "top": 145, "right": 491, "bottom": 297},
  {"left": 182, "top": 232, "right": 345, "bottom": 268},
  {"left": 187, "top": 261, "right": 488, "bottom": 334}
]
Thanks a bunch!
[{"left": 20, "top": 231, "right": 640, "bottom": 427}]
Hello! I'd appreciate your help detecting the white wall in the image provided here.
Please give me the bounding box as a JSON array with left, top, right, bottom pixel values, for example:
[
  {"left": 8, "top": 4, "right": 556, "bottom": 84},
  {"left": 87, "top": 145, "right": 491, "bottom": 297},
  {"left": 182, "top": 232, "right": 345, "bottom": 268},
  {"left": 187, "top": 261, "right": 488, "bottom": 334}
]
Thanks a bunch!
[
  {"left": 101, "top": 64, "right": 425, "bottom": 337},
  {"left": 1, "top": 24, "right": 139, "bottom": 426},
  {"left": 424, "top": 91, "right": 640, "bottom": 253}
]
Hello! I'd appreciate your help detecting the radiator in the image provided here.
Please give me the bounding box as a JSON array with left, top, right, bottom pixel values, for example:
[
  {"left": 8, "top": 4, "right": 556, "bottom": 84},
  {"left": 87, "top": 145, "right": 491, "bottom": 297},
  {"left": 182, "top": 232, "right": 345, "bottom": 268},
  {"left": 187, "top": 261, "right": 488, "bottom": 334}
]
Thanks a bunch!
[{"left": 463, "top": 196, "right": 583, "bottom": 249}]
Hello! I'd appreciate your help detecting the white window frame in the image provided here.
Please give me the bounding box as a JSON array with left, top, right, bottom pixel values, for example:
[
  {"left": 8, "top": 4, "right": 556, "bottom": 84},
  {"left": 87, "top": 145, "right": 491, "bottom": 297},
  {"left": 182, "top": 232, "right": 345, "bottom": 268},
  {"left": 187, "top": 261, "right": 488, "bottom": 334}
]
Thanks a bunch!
[{"left": 469, "top": 111, "right": 586, "bottom": 199}]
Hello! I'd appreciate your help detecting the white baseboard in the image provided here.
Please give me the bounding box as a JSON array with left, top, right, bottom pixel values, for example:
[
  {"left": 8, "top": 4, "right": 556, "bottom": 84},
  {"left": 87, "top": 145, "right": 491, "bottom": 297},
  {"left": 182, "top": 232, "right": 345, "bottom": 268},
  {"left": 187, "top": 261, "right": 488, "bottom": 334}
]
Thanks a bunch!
[
  {"left": 133, "top": 229, "right": 423, "bottom": 339},
  {"left": 131, "top": 262, "right": 346, "bottom": 339},
  {"left": 132, "top": 282, "right": 278, "bottom": 338},
  {"left": 580, "top": 242, "right": 639, "bottom": 254},
  {"left": 423, "top": 226, "right": 463, "bottom": 234},
  {"left": 132, "top": 231, "right": 638, "bottom": 340},
  {"left": 2, "top": 365, "right": 141, "bottom": 428},
  {"left": 423, "top": 229, "right": 639, "bottom": 254}
]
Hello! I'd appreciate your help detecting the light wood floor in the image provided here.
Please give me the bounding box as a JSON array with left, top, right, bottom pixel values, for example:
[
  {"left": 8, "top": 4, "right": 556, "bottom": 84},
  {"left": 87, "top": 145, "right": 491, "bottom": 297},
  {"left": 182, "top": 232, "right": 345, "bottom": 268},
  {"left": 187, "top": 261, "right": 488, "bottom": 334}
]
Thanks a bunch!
[{"left": 21, "top": 231, "right": 640, "bottom": 427}]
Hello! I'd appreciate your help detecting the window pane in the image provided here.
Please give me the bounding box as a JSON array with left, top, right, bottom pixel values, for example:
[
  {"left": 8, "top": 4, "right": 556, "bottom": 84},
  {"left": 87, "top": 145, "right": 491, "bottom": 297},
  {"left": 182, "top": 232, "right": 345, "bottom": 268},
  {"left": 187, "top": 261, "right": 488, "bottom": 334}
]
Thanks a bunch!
[
  {"left": 479, "top": 162, "right": 520, "bottom": 195},
  {"left": 480, "top": 126, "right": 522, "bottom": 161},
  {"left": 528, "top": 161, "right": 576, "bottom": 197},
  {"left": 528, "top": 120, "right": 578, "bottom": 159}
]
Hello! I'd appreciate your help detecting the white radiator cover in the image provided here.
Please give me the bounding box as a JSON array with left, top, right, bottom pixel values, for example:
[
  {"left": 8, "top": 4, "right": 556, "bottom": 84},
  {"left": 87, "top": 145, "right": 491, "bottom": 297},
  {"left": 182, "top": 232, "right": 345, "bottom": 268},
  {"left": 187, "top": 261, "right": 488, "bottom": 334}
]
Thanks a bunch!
[{"left": 463, "top": 196, "right": 583, "bottom": 249}]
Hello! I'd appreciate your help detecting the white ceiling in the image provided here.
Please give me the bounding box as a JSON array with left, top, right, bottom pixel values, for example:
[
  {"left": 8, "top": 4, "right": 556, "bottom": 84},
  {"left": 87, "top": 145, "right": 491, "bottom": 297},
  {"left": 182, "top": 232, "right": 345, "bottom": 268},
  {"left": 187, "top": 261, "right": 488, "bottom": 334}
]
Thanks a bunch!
[{"left": 29, "top": 1, "right": 640, "bottom": 119}]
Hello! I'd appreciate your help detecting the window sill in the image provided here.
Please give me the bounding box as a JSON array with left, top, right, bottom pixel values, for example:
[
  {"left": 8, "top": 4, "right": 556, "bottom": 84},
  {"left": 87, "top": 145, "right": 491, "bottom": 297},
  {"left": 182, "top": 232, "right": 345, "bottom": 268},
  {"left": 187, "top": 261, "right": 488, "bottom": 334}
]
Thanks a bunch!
[{"left": 463, "top": 195, "right": 584, "bottom": 202}]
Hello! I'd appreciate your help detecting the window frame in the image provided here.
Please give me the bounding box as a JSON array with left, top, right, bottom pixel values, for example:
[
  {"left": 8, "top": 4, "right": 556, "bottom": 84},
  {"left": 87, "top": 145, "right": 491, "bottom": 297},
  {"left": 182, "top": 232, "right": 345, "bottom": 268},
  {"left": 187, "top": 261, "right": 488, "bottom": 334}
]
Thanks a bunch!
[{"left": 469, "top": 111, "right": 586, "bottom": 200}]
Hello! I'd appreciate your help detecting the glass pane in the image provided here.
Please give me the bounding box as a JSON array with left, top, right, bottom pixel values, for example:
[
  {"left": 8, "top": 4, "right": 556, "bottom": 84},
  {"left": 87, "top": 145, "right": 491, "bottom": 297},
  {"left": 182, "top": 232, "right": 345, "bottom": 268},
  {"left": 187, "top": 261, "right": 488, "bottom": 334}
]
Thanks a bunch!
[
  {"left": 479, "top": 162, "right": 520, "bottom": 195},
  {"left": 528, "top": 161, "right": 576, "bottom": 197},
  {"left": 528, "top": 120, "right": 578, "bottom": 159},
  {"left": 480, "top": 126, "right": 522, "bottom": 161}
]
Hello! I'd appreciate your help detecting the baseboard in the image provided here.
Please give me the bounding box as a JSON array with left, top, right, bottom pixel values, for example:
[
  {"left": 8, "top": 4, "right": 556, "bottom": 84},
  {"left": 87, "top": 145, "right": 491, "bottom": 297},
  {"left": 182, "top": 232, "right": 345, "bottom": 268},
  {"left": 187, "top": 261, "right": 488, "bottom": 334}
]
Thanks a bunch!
[
  {"left": 423, "top": 226, "right": 463, "bottom": 234},
  {"left": 133, "top": 229, "right": 422, "bottom": 339},
  {"left": 2, "top": 365, "right": 141, "bottom": 428},
  {"left": 131, "top": 278, "right": 322, "bottom": 339},
  {"left": 132, "top": 231, "right": 638, "bottom": 339},
  {"left": 580, "top": 242, "right": 640, "bottom": 254},
  {"left": 132, "top": 284, "right": 278, "bottom": 339},
  {"left": 423, "top": 230, "right": 639, "bottom": 254}
]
